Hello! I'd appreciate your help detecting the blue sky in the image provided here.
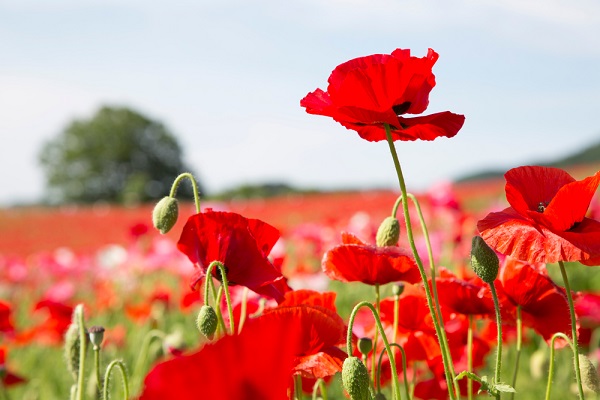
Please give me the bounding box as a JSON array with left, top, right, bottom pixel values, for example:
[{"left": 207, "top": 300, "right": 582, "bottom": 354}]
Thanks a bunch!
[{"left": 1, "top": 0, "right": 599, "bottom": 205}]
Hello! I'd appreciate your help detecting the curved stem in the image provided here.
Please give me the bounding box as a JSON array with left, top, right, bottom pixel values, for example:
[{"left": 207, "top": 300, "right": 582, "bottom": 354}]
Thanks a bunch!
[
  {"left": 206, "top": 261, "right": 235, "bottom": 335},
  {"left": 489, "top": 284, "right": 503, "bottom": 399},
  {"left": 371, "top": 284, "right": 381, "bottom": 384},
  {"left": 132, "top": 329, "right": 165, "bottom": 393},
  {"left": 311, "top": 378, "right": 328, "bottom": 400},
  {"left": 384, "top": 124, "right": 456, "bottom": 400},
  {"left": 378, "top": 344, "right": 410, "bottom": 400},
  {"left": 347, "top": 301, "right": 401, "bottom": 400},
  {"left": 467, "top": 315, "right": 473, "bottom": 400},
  {"left": 169, "top": 172, "right": 201, "bottom": 213},
  {"left": 558, "top": 261, "right": 585, "bottom": 399},
  {"left": 238, "top": 287, "right": 249, "bottom": 334},
  {"left": 103, "top": 360, "right": 130, "bottom": 400},
  {"left": 545, "top": 332, "right": 574, "bottom": 400},
  {"left": 510, "top": 306, "right": 522, "bottom": 400},
  {"left": 75, "top": 305, "right": 87, "bottom": 400}
]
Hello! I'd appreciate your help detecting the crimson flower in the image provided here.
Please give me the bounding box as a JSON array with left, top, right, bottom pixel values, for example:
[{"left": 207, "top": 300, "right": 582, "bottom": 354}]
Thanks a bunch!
[
  {"left": 0, "top": 300, "right": 15, "bottom": 334},
  {"left": 0, "top": 346, "right": 25, "bottom": 387},
  {"left": 478, "top": 166, "right": 600, "bottom": 264},
  {"left": 432, "top": 268, "right": 495, "bottom": 317},
  {"left": 140, "top": 314, "right": 304, "bottom": 400},
  {"left": 15, "top": 299, "right": 73, "bottom": 345},
  {"left": 495, "top": 256, "right": 571, "bottom": 342},
  {"left": 177, "top": 209, "right": 291, "bottom": 302},
  {"left": 321, "top": 232, "right": 420, "bottom": 285},
  {"left": 301, "top": 48, "right": 465, "bottom": 142}
]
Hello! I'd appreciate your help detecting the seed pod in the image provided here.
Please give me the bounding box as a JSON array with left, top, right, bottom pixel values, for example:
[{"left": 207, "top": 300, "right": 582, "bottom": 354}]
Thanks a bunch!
[
  {"left": 196, "top": 305, "right": 218, "bottom": 340},
  {"left": 152, "top": 196, "right": 179, "bottom": 234},
  {"left": 470, "top": 236, "right": 499, "bottom": 284},
  {"left": 342, "top": 356, "right": 370, "bottom": 400},
  {"left": 88, "top": 325, "right": 105, "bottom": 350},
  {"left": 357, "top": 337, "right": 373, "bottom": 357},
  {"left": 376, "top": 216, "right": 400, "bottom": 247}
]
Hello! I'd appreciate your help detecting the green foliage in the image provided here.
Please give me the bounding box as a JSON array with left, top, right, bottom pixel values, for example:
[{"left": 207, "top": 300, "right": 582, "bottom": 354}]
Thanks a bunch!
[
  {"left": 211, "top": 182, "right": 320, "bottom": 200},
  {"left": 38, "top": 106, "right": 200, "bottom": 204}
]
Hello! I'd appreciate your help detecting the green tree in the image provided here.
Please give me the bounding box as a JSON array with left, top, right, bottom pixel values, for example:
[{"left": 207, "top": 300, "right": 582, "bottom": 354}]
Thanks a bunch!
[{"left": 39, "top": 105, "right": 200, "bottom": 204}]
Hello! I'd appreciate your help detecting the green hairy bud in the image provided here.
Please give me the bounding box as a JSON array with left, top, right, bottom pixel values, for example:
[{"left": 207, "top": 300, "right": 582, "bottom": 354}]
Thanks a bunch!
[
  {"left": 152, "top": 196, "right": 179, "bottom": 234},
  {"left": 376, "top": 216, "right": 400, "bottom": 247},
  {"left": 470, "top": 236, "right": 499, "bottom": 284},
  {"left": 342, "top": 356, "right": 370, "bottom": 400},
  {"left": 196, "top": 305, "right": 218, "bottom": 340},
  {"left": 579, "top": 354, "right": 600, "bottom": 393},
  {"left": 357, "top": 337, "right": 373, "bottom": 356}
]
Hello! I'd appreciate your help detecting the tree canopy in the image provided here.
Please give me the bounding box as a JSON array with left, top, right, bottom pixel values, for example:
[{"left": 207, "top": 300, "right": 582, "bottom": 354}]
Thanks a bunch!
[{"left": 39, "top": 106, "right": 200, "bottom": 204}]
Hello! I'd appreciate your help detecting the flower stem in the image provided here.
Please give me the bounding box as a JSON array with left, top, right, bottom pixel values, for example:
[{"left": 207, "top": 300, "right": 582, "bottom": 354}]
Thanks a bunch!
[
  {"left": 378, "top": 343, "right": 410, "bottom": 400},
  {"left": 94, "top": 347, "right": 102, "bottom": 391},
  {"left": 347, "top": 301, "right": 402, "bottom": 400},
  {"left": 384, "top": 124, "right": 456, "bottom": 400},
  {"left": 312, "top": 378, "right": 328, "bottom": 400},
  {"left": 489, "top": 283, "right": 503, "bottom": 399},
  {"left": 75, "top": 305, "right": 87, "bottom": 400},
  {"left": 558, "top": 261, "right": 585, "bottom": 399},
  {"left": 205, "top": 261, "right": 235, "bottom": 335},
  {"left": 132, "top": 329, "right": 165, "bottom": 394},
  {"left": 467, "top": 315, "right": 473, "bottom": 400},
  {"left": 169, "top": 172, "right": 201, "bottom": 213},
  {"left": 509, "top": 306, "right": 522, "bottom": 400},
  {"left": 238, "top": 287, "right": 249, "bottom": 334},
  {"left": 371, "top": 284, "right": 381, "bottom": 384},
  {"left": 103, "top": 360, "right": 130, "bottom": 400},
  {"left": 545, "top": 332, "right": 574, "bottom": 400},
  {"left": 294, "top": 374, "right": 303, "bottom": 400}
]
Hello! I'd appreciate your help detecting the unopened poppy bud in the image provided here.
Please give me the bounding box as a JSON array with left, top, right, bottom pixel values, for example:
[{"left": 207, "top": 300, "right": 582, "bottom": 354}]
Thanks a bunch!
[
  {"left": 88, "top": 326, "right": 105, "bottom": 350},
  {"left": 392, "top": 283, "right": 405, "bottom": 297},
  {"left": 196, "top": 305, "right": 218, "bottom": 340},
  {"left": 342, "top": 356, "right": 370, "bottom": 400},
  {"left": 470, "top": 236, "right": 499, "bottom": 284},
  {"left": 376, "top": 216, "right": 400, "bottom": 247},
  {"left": 357, "top": 337, "right": 373, "bottom": 356},
  {"left": 64, "top": 323, "right": 81, "bottom": 381},
  {"left": 152, "top": 196, "right": 179, "bottom": 234},
  {"left": 579, "top": 354, "right": 600, "bottom": 393}
]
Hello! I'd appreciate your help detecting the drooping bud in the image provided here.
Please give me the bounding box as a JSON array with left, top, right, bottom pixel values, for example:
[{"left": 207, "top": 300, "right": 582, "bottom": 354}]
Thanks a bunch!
[
  {"left": 357, "top": 337, "right": 373, "bottom": 357},
  {"left": 88, "top": 326, "right": 105, "bottom": 350},
  {"left": 579, "top": 354, "right": 600, "bottom": 393},
  {"left": 196, "top": 305, "right": 218, "bottom": 340},
  {"left": 392, "top": 282, "right": 405, "bottom": 297},
  {"left": 152, "top": 196, "right": 179, "bottom": 234},
  {"left": 342, "top": 356, "right": 371, "bottom": 400},
  {"left": 376, "top": 216, "right": 400, "bottom": 247},
  {"left": 470, "top": 236, "right": 499, "bottom": 284}
]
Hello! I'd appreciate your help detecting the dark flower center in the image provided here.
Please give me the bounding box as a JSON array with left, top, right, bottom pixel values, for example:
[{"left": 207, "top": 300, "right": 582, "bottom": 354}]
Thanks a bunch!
[
  {"left": 392, "top": 102, "right": 411, "bottom": 116},
  {"left": 537, "top": 202, "right": 549, "bottom": 213},
  {"left": 215, "top": 265, "right": 236, "bottom": 285}
]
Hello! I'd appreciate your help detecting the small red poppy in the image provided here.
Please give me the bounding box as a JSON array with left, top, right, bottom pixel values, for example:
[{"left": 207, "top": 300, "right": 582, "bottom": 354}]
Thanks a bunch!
[
  {"left": 478, "top": 166, "right": 600, "bottom": 264},
  {"left": 0, "top": 346, "right": 26, "bottom": 387},
  {"left": 321, "top": 232, "right": 420, "bottom": 285},
  {"left": 177, "top": 210, "right": 291, "bottom": 302},
  {"left": 301, "top": 48, "right": 465, "bottom": 142},
  {"left": 0, "top": 300, "right": 14, "bottom": 334}
]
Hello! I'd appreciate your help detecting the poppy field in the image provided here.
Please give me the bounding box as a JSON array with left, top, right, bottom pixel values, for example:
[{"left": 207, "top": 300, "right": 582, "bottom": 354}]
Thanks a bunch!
[{"left": 3, "top": 48, "right": 600, "bottom": 400}]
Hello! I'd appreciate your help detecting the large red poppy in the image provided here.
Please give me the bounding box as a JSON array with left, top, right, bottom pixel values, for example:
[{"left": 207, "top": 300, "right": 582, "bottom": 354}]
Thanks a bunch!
[
  {"left": 177, "top": 210, "right": 291, "bottom": 302},
  {"left": 140, "top": 314, "right": 304, "bottom": 400},
  {"left": 321, "top": 232, "right": 420, "bottom": 285},
  {"left": 478, "top": 166, "right": 600, "bottom": 264},
  {"left": 300, "top": 48, "right": 465, "bottom": 142}
]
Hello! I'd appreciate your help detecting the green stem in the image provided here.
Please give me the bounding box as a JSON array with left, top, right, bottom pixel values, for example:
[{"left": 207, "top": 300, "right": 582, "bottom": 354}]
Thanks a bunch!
[
  {"left": 238, "top": 287, "right": 249, "bottom": 334},
  {"left": 489, "top": 284, "right": 503, "bottom": 400},
  {"left": 467, "top": 315, "right": 473, "bottom": 400},
  {"left": 132, "top": 329, "right": 166, "bottom": 393},
  {"left": 0, "top": 382, "right": 11, "bottom": 400},
  {"left": 347, "top": 301, "right": 401, "bottom": 400},
  {"left": 558, "top": 261, "right": 585, "bottom": 400},
  {"left": 294, "top": 374, "right": 303, "bottom": 400},
  {"left": 94, "top": 347, "right": 102, "bottom": 391},
  {"left": 311, "top": 378, "right": 328, "bottom": 400},
  {"left": 169, "top": 172, "right": 201, "bottom": 213},
  {"left": 510, "top": 306, "right": 522, "bottom": 400},
  {"left": 205, "top": 261, "right": 235, "bottom": 335},
  {"left": 545, "top": 332, "right": 574, "bottom": 400},
  {"left": 214, "top": 285, "right": 227, "bottom": 336},
  {"left": 75, "top": 305, "right": 87, "bottom": 400},
  {"left": 371, "top": 284, "right": 381, "bottom": 384},
  {"left": 383, "top": 124, "right": 456, "bottom": 400},
  {"left": 103, "top": 360, "right": 130, "bottom": 400},
  {"left": 377, "top": 344, "right": 410, "bottom": 400},
  {"left": 393, "top": 292, "right": 400, "bottom": 345}
]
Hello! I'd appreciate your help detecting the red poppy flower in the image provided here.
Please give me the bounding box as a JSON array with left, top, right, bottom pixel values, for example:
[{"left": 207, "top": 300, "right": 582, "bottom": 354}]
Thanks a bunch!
[
  {"left": 15, "top": 299, "right": 73, "bottom": 345},
  {"left": 177, "top": 210, "right": 291, "bottom": 302},
  {"left": 432, "top": 268, "right": 495, "bottom": 316},
  {"left": 0, "top": 346, "right": 26, "bottom": 387},
  {"left": 478, "top": 166, "right": 600, "bottom": 264},
  {"left": 495, "top": 256, "right": 571, "bottom": 342},
  {"left": 322, "top": 232, "right": 420, "bottom": 285},
  {"left": 0, "top": 300, "right": 15, "bottom": 334},
  {"left": 301, "top": 48, "right": 465, "bottom": 142},
  {"left": 140, "top": 314, "right": 304, "bottom": 400}
]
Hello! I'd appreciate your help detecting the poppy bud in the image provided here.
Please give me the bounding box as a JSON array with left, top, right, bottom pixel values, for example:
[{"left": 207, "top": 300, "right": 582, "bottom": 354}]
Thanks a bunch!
[
  {"left": 88, "top": 325, "right": 105, "bottom": 350},
  {"left": 64, "top": 322, "right": 81, "bottom": 381},
  {"left": 392, "top": 282, "right": 405, "bottom": 297},
  {"left": 470, "top": 236, "right": 499, "bottom": 284},
  {"left": 342, "top": 356, "right": 371, "bottom": 400},
  {"left": 196, "top": 305, "right": 218, "bottom": 340},
  {"left": 357, "top": 337, "right": 373, "bottom": 356},
  {"left": 152, "top": 196, "right": 179, "bottom": 234},
  {"left": 376, "top": 216, "right": 400, "bottom": 247},
  {"left": 579, "top": 354, "right": 600, "bottom": 393}
]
